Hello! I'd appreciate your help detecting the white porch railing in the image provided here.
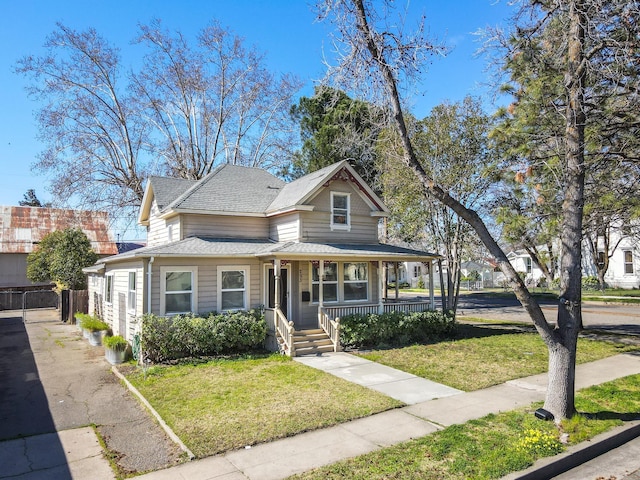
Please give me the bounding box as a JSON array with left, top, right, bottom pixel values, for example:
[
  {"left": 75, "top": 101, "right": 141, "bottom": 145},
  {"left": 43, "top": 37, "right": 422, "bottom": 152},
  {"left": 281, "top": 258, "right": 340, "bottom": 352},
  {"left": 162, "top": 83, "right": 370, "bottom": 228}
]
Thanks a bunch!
[
  {"left": 383, "top": 301, "right": 433, "bottom": 313},
  {"left": 273, "top": 307, "right": 295, "bottom": 356},
  {"left": 318, "top": 307, "right": 342, "bottom": 353}
]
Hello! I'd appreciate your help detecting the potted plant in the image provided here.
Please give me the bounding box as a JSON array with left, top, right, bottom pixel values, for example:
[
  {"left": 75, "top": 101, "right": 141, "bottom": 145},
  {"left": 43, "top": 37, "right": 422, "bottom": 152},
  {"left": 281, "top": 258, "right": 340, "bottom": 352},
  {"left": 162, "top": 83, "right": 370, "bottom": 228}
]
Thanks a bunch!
[
  {"left": 82, "top": 316, "right": 110, "bottom": 346},
  {"left": 74, "top": 312, "right": 89, "bottom": 334},
  {"left": 103, "top": 335, "right": 128, "bottom": 365}
]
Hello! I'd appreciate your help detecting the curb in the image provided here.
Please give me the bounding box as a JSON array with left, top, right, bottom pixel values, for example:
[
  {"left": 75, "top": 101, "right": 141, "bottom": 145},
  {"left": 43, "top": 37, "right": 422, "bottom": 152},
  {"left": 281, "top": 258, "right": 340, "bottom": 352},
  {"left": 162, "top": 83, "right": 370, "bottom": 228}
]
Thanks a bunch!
[
  {"left": 502, "top": 420, "right": 640, "bottom": 479},
  {"left": 110, "top": 366, "right": 195, "bottom": 460}
]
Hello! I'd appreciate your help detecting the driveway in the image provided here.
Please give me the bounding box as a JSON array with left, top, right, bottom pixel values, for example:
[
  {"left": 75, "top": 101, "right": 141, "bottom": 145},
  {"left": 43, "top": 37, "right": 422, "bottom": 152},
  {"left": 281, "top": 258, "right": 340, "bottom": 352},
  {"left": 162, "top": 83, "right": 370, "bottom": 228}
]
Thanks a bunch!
[
  {"left": 0, "top": 309, "right": 183, "bottom": 478},
  {"left": 456, "top": 292, "right": 640, "bottom": 335}
]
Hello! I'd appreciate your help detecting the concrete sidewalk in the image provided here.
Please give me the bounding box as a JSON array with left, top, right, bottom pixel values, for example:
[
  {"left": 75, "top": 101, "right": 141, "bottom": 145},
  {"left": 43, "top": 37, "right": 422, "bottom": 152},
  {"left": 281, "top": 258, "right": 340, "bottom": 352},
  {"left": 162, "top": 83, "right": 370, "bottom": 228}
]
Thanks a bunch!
[{"left": 136, "top": 351, "right": 640, "bottom": 480}]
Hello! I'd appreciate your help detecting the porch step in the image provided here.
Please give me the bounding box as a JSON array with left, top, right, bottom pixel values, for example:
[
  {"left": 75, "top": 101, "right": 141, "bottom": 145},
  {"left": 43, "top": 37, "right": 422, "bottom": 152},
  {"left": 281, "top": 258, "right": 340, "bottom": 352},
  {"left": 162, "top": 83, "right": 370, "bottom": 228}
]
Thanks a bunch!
[{"left": 292, "top": 329, "right": 334, "bottom": 356}]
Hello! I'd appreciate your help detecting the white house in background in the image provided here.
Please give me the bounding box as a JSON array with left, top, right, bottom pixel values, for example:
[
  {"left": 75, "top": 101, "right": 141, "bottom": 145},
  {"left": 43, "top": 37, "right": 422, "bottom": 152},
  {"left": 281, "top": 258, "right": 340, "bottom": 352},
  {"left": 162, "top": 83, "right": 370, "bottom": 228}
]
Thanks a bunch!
[
  {"left": 83, "top": 161, "right": 441, "bottom": 356},
  {"left": 504, "top": 250, "right": 548, "bottom": 286},
  {"left": 583, "top": 230, "right": 640, "bottom": 289}
]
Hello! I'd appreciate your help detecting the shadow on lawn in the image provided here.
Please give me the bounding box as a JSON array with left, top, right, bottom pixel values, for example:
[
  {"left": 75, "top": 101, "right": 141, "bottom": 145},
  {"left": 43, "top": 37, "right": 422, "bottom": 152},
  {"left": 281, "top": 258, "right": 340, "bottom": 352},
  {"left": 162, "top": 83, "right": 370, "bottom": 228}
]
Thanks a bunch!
[
  {"left": 582, "top": 411, "right": 640, "bottom": 421},
  {"left": 455, "top": 323, "right": 535, "bottom": 340}
]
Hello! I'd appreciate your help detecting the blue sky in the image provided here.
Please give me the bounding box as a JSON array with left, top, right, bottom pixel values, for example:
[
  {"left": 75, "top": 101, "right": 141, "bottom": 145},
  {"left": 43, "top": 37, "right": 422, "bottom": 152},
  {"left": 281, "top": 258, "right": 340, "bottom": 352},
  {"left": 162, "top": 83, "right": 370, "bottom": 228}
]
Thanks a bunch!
[{"left": 0, "top": 0, "right": 514, "bottom": 217}]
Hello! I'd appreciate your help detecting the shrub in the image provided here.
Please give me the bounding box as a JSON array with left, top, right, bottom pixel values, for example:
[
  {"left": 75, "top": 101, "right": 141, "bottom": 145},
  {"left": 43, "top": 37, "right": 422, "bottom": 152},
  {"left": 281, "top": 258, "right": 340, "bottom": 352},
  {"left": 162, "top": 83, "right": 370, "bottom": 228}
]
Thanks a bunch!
[
  {"left": 141, "top": 309, "right": 267, "bottom": 363},
  {"left": 582, "top": 275, "right": 605, "bottom": 291},
  {"left": 340, "top": 310, "right": 456, "bottom": 349},
  {"left": 417, "top": 277, "right": 425, "bottom": 289}
]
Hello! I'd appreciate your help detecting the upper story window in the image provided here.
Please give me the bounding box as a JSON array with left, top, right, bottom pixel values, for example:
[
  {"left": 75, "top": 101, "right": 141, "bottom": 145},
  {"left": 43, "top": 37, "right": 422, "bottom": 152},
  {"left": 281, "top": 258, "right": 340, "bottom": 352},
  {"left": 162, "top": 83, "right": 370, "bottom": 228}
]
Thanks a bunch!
[
  {"left": 525, "top": 257, "right": 532, "bottom": 273},
  {"left": 331, "top": 192, "right": 350, "bottom": 231},
  {"left": 624, "top": 251, "right": 634, "bottom": 274}
]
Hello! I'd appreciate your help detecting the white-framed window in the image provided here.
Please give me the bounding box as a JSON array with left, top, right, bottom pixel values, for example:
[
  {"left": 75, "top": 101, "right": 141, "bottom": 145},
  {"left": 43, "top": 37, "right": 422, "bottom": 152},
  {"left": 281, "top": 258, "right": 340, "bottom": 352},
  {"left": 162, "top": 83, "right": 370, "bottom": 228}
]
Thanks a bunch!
[
  {"left": 331, "top": 192, "right": 350, "bottom": 230},
  {"left": 217, "top": 266, "right": 250, "bottom": 311},
  {"left": 413, "top": 265, "right": 422, "bottom": 278},
  {"left": 525, "top": 257, "right": 532, "bottom": 273},
  {"left": 312, "top": 262, "right": 338, "bottom": 303},
  {"left": 311, "top": 262, "right": 369, "bottom": 303},
  {"left": 624, "top": 250, "right": 634, "bottom": 274},
  {"left": 343, "top": 262, "right": 368, "bottom": 301},
  {"left": 105, "top": 274, "right": 114, "bottom": 304},
  {"left": 160, "top": 267, "right": 198, "bottom": 315},
  {"left": 128, "top": 271, "right": 137, "bottom": 312}
]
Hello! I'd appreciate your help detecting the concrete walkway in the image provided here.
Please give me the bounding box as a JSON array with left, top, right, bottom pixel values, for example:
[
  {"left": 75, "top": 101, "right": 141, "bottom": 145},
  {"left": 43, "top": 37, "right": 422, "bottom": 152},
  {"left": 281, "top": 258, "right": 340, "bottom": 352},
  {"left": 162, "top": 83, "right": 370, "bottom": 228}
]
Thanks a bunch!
[{"left": 135, "top": 351, "right": 640, "bottom": 480}]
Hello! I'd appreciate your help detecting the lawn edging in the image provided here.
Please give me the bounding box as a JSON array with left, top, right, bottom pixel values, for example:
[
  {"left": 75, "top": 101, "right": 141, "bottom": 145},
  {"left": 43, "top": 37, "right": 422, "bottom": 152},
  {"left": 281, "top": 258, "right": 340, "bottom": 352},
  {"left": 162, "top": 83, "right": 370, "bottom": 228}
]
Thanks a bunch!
[
  {"left": 501, "top": 419, "right": 640, "bottom": 479},
  {"left": 111, "top": 365, "right": 195, "bottom": 460}
]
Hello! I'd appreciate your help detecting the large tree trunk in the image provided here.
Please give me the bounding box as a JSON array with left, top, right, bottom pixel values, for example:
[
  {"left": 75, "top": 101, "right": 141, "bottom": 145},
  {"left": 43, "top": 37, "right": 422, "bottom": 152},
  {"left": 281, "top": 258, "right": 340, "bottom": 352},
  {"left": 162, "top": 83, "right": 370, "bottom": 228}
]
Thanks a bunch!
[{"left": 543, "top": 0, "right": 587, "bottom": 419}]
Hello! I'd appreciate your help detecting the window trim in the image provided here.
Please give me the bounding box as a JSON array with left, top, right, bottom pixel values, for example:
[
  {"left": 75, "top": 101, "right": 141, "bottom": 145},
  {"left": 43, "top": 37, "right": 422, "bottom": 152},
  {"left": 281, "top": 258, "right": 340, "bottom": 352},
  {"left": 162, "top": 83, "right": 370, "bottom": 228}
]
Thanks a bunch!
[
  {"left": 623, "top": 250, "right": 634, "bottom": 275},
  {"left": 330, "top": 192, "right": 351, "bottom": 231},
  {"left": 104, "top": 274, "right": 114, "bottom": 304},
  {"left": 343, "top": 262, "right": 369, "bottom": 302},
  {"left": 127, "top": 271, "right": 137, "bottom": 313},
  {"left": 310, "top": 261, "right": 369, "bottom": 304},
  {"left": 217, "top": 265, "right": 250, "bottom": 311},
  {"left": 160, "top": 267, "right": 198, "bottom": 315}
]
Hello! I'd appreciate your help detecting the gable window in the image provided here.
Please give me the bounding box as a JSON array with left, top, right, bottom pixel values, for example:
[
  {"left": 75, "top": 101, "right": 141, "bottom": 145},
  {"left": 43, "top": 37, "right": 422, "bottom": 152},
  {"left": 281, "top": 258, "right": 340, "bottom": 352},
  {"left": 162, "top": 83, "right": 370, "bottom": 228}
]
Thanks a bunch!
[
  {"left": 312, "top": 262, "right": 338, "bottom": 303},
  {"left": 624, "top": 251, "right": 634, "bottom": 274},
  {"left": 525, "top": 257, "right": 532, "bottom": 273},
  {"left": 161, "top": 267, "right": 198, "bottom": 315},
  {"left": 343, "top": 262, "right": 368, "bottom": 301},
  {"left": 218, "top": 266, "right": 250, "bottom": 311},
  {"left": 331, "top": 192, "right": 350, "bottom": 230},
  {"left": 128, "top": 272, "right": 136, "bottom": 312},
  {"left": 105, "top": 274, "right": 114, "bottom": 304}
]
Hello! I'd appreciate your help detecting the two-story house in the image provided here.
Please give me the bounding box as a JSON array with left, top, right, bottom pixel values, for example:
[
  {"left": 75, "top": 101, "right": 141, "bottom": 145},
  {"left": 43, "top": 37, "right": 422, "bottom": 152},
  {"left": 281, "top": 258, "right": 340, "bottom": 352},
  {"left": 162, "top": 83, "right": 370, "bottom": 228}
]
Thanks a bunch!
[{"left": 84, "top": 161, "right": 439, "bottom": 355}]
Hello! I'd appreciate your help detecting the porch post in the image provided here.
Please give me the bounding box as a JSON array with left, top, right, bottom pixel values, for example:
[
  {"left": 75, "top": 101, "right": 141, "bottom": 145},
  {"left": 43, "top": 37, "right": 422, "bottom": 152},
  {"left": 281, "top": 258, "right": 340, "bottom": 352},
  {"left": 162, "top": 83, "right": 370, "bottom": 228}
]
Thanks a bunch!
[
  {"left": 394, "top": 262, "right": 399, "bottom": 300},
  {"left": 274, "top": 260, "right": 281, "bottom": 311},
  {"left": 318, "top": 260, "right": 324, "bottom": 310},
  {"left": 438, "top": 258, "right": 447, "bottom": 313},
  {"left": 429, "top": 260, "right": 435, "bottom": 310},
  {"left": 378, "top": 260, "right": 384, "bottom": 314}
]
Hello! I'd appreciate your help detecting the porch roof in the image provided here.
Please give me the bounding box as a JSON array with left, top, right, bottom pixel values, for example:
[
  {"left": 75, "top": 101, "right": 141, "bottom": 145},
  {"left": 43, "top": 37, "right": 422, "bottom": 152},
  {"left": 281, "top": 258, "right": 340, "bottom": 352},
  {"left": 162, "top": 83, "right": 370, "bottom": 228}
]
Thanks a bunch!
[{"left": 95, "top": 236, "right": 439, "bottom": 264}]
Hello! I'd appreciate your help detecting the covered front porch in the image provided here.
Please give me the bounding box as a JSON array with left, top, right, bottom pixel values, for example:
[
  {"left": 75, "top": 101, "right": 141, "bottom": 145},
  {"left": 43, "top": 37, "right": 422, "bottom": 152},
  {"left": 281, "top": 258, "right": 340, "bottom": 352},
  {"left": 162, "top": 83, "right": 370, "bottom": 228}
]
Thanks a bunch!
[{"left": 258, "top": 243, "right": 441, "bottom": 356}]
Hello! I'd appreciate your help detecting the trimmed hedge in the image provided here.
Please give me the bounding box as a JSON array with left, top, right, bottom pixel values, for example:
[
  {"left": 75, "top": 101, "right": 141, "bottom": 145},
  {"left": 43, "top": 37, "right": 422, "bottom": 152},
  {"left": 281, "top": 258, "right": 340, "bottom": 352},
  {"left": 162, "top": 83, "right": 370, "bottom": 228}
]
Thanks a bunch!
[
  {"left": 141, "top": 309, "right": 267, "bottom": 363},
  {"left": 340, "top": 310, "right": 456, "bottom": 349}
]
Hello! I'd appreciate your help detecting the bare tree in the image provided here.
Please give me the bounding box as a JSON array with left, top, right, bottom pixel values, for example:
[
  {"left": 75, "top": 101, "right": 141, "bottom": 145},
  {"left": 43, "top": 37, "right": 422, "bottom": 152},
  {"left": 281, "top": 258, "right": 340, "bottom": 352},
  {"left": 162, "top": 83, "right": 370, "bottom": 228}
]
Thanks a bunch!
[
  {"left": 16, "top": 23, "right": 149, "bottom": 215},
  {"left": 316, "top": 0, "right": 639, "bottom": 420},
  {"left": 131, "top": 20, "right": 302, "bottom": 178}
]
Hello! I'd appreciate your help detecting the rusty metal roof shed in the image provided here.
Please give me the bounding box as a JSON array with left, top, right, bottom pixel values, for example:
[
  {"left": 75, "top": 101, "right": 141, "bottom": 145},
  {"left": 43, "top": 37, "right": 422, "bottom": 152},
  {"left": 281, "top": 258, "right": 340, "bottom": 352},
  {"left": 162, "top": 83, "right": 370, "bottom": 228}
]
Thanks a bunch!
[{"left": 0, "top": 206, "right": 118, "bottom": 255}]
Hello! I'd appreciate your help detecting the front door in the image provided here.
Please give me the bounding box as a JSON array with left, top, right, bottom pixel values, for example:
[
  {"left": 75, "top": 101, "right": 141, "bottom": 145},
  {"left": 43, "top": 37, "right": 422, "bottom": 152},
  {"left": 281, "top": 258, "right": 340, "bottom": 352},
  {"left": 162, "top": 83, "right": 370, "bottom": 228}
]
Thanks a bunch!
[{"left": 267, "top": 267, "right": 288, "bottom": 318}]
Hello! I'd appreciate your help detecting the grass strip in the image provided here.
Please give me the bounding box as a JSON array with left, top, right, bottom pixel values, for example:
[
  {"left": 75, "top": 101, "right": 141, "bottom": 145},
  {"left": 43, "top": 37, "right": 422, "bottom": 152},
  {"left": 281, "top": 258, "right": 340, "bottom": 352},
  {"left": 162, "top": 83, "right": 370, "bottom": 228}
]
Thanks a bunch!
[
  {"left": 124, "top": 354, "right": 401, "bottom": 458},
  {"left": 355, "top": 329, "right": 638, "bottom": 391},
  {"left": 289, "top": 374, "right": 640, "bottom": 480}
]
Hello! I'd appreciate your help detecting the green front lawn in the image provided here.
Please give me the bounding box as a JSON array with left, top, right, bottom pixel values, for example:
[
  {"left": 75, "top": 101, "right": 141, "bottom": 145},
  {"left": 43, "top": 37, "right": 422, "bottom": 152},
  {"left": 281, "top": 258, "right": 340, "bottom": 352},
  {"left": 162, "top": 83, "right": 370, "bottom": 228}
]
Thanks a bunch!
[
  {"left": 290, "top": 374, "right": 640, "bottom": 480},
  {"left": 355, "top": 326, "right": 638, "bottom": 391},
  {"left": 125, "top": 354, "right": 401, "bottom": 458}
]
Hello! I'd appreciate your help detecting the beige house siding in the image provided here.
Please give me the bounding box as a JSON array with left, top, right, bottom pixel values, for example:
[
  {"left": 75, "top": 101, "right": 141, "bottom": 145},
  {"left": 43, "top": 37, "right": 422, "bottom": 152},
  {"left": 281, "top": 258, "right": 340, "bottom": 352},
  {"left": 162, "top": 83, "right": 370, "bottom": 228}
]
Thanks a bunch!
[
  {"left": 148, "top": 257, "right": 263, "bottom": 314},
  {"left": 268, "top": 213, "right": 300, "bottom": 242},
  {"left": 182, "top": 214, "right": 269, "bottom": 239},
  {"left": 97, "top": 261, "right": 143, "bottom": 340},
  {"left": 299, "top": 211, "right": 379, "bottom": 243},
  {"left": 147, "top": 201, "right": 172, "bottom": 246}
]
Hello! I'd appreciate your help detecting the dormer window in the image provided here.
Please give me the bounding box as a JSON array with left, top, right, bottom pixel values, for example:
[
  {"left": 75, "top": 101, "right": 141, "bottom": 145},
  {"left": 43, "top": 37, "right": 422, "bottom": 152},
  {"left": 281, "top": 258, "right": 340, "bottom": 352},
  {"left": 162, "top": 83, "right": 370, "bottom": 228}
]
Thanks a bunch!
[{"left": 331, "top": 192, "right": 350, "bottom": 231}]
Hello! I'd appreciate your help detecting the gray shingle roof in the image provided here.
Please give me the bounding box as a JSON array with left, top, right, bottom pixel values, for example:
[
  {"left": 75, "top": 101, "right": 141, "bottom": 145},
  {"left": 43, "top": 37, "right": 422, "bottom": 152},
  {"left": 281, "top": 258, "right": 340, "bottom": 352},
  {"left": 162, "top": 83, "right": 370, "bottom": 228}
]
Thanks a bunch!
[
  {"left": 166, "top": 164, "right": 286, "bottom": 214},
  {"left": 148, "top": 176, "right": 196, "bottom": 211},
  {"left": 266, "top": 161, "right": 347, "bottom": 213},
  {"left": 100, "top": 236, "right": 439, "bottom": 263}
]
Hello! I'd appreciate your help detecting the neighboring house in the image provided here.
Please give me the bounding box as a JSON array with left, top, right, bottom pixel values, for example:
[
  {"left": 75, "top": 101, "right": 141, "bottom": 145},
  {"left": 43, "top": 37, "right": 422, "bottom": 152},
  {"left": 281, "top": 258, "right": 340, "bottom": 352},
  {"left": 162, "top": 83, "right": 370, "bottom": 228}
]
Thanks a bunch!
[
  {"left": 583, "top": 229, "right": 640, "bottom": 289},
  {"left": 503, "top": 250, "right": 549, "bottom": 286},
  {"left": 460, "top": 260, "right": 498, "bottom": 288},
  {"left": 0, "top": 206, "right": 118, "bottom": 290},
  {"left": 84, "top": 161, "right": 440, "bottom": 355}
]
